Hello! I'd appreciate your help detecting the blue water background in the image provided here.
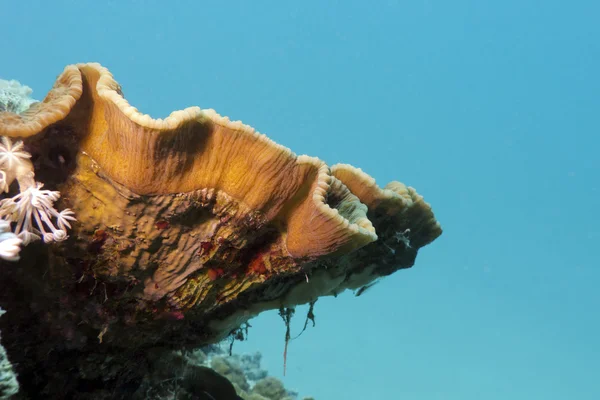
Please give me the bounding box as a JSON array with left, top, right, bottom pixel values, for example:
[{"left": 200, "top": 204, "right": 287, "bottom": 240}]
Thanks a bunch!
[{"left": 2, "top": 1, "right": 599, "bottom": 399}]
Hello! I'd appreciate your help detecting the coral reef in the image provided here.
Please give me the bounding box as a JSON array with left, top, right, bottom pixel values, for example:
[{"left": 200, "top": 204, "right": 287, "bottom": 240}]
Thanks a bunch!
[
  {"left": 0, "top": 79, "right": 37, "bottom": 114},
  {"left": 0, "top": 63, "right": 442, "bottom": 398},
  {"left": 0, "top": 308, "right": 19, "bottom": 400},
  {"left": 72, "top": 344, "right": 311, "bottom": 400},
  {"left": 183, "top": 345, "right": 310, "bottom": 400}
]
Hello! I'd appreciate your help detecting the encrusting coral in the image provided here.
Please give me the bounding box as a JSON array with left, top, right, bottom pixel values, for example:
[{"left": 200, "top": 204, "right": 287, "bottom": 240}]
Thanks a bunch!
[
  {"left": 0, "top": 79, "right": 37, "bottom": 114},
  {"left": 0, "top": 63, "right": 442, "bottom": 398},
  {"left": 0, "top": 308, "right": 19, "bottom": 400}
]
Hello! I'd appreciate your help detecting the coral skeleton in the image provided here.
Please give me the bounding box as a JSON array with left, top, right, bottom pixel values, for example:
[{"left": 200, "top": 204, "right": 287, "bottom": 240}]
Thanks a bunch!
[{"left": 0, "top": 136, "right": 76, "bottom": 257}]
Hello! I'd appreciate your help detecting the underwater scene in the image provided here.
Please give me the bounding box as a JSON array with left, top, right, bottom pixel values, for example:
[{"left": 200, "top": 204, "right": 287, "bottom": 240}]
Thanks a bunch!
[{"left": 0, "top": 1, "right": 598, "bottom": 399}]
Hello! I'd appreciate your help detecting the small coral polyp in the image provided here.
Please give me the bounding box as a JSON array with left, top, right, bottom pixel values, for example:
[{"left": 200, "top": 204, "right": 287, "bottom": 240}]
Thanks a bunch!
[
  {"left": 0, "top": 135, "right": 33, "bottom": 193},
  {"left": 0, "top": 136, "right": 76, "bottom": 252}
]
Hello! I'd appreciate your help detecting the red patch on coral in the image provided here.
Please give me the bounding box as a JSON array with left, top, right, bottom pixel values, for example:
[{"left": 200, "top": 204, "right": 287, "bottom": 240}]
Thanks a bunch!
[
  {"left": 248, "top": 256, "right": 267, "bottom": 275},
  {"left": 93, "top": 229, "right": 108, "bottom": 241},
  {"left": 159, "top": 310, "right": 185, "bottom": 321},
  {"left": 199, "top": 241, "right": 213, "bottom": 255},
  {"left": 88, "top": 229, "right": 108, "bottom": 253},
  {"left": 207, "top": 268, "right": 224, "bottom": 281},
  {"left": 207, "top": 269, "right": 218, "bottom": 281},
  {"left": 155, "top": 220, "right": 170, "bottom": 230}
]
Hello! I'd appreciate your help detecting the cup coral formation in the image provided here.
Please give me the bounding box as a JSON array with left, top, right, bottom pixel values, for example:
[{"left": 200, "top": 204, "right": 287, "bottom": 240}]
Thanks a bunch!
[{"left": 0, "top": 64, "right": 442, "bottom": 398}]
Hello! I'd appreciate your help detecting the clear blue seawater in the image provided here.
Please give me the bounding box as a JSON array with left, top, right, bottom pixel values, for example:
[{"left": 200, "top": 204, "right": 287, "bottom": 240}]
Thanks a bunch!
[{"left": 2, "top": 1, "right": 599, "bottom": 399}]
